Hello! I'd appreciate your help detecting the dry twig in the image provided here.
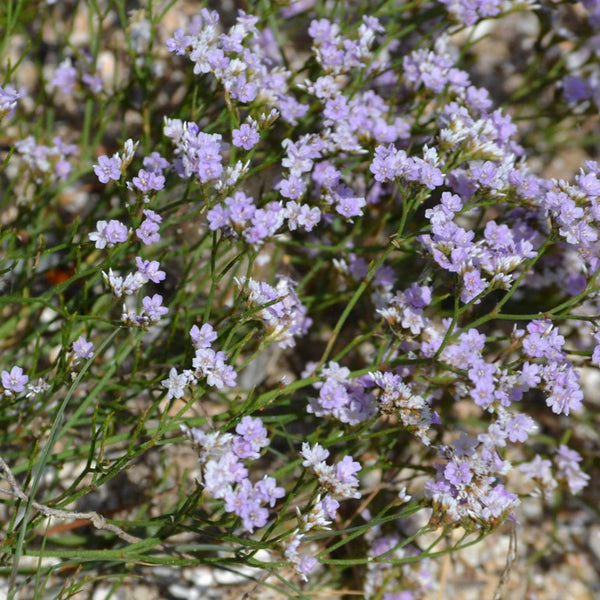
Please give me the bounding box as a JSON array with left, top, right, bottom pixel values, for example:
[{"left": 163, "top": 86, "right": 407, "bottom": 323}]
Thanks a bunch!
[{"left": 0, "top": 455, "right": 141, "bottom": 544}]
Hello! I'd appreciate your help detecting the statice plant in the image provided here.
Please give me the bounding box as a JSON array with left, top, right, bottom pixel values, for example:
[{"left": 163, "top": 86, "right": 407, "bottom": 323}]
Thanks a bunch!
[{"left": 1, "top": 1, "right": 599, "bottom": 598}]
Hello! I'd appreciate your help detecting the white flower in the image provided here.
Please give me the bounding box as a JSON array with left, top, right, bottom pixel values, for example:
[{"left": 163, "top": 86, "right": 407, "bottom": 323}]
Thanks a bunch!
[
  {"left": 300, "top": 442, "right": 329, "bottom": 468},
  {"left": 102, "top": 269, "right": 123, "bottom": 296},
  {"left": 122, "top": 271, "right": 146, "bottom": 295},
  {"left": 121, "top": 138, "right": 139, "bottom": 168},
  {"left": 161, "top": 368, "right": 188, "bottom": 400},
  {"left": 89, "top": 221, "right": 109, "bottom": 249}
]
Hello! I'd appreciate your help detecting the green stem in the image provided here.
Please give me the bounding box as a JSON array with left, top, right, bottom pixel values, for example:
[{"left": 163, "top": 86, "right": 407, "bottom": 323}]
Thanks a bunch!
[{"left": 8, "top": 329, "right": 120, "bottom": 597}]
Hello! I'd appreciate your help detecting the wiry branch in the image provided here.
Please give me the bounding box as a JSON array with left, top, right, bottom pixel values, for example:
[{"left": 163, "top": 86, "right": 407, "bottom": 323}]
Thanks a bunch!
[{"left": 0, "top": 455, "right": 141, "bottom": 545}]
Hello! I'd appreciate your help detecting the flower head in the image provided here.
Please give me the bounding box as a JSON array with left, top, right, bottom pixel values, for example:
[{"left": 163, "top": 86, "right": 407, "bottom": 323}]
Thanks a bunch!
[
  {"left": 232, "top": 122, "right": 260, "bottom": 150},
  {"left": 73, "top": 335, "right": 94, "bottom": 361},
  {"left": 94, "top": 155, "right": 122, "bottom": 184},
  {"left": 2, "top": 366, "right": 29, "bottom": 395}
]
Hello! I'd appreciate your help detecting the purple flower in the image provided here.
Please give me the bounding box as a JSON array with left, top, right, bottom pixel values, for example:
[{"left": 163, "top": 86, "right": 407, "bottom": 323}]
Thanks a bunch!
[
  {"left": 335, "top": 455, "right": 361, "bottom": 484},
  {"left": 136, "top": 218, "right": 160, "bottom": 245},
  {"left": 243, "top": 202, "right": 284, "bottom": 245},
  {"left": 311, "top": 454, "right": 361, "bottom": 499},
  {"left": 478, "top": 423, "right": 508, "bottom": 448},
  {"left": 335, "top": 192, "right": 366, "bottom": 219},
  {"left": 142, "top": 294, "right": 168, "bottom": 322},
  {"left": 404, "top": 48, "right": 458, "bottom": 93},
  {"left": 2, "top": 366, "right": 29, "bottom": 394},
  {"left": 192, "top": 348, "right": 237, "bottom": 389},
  {"left": 444, "top": 328, "right": 486, "bottom": 367},
  {"left": 465, "top": 85, "right": 492, "bottom": 110},
  {"left": 593, "top": 334, "right": 600, "bottom": 367},
  {"left": 282, "top": 135, "right": 323, "bottom": 175},
  {"left": 370, "top": 145, "right": 401, "bottom": 182},
  {"left": 471, "top": 378, "right": 496, "bottom": 409},
  {"left": 555, "top": 445, "right": 590, "bottom": 494},
  {"left": 417, "top": 157, "right": 444, "bottom": 189},
  {"left": 0, "top": 84, "right": 22, "bottom": 117},
  {"left": 484, "top": 221, "right": 514, "bottom": 249},
  {"left": 82, "top": 72, "right": 103, "bottom": 94},
  {"left": 523, "top": 320, "right": 565, "bottom": 360},
  {"left": 173, "top": 128, "right": 224, "bottom": 183},
  {"left": 166, "top": 27, "right": 191, "bottom": 55},
  {"left": 190, "top": 323, "right": 217, "bottom": 349},
  {"left": 204, "top": 454, "right": 247, "bottom": 498},
  {"left": 232, "top": 417, "right": 269, "bottom": 459},
  {"left": 467, "top": 359, "right": 496, "bottom": 385},
  {"left": 309, "top": 368, "right": 377, "bottom": 426},
  {"left": 542, "top": 362, "right": 583, "bottom": 415},
  {"left": 54, "top": 158, "right": 72, "bottom": 180},
  {"left": 94, "top": 155, "right": 122, "bottom": 184},
  {"left": 254, "top": 476, "right": 285, "bottom": 507},
  {"left": 482, "top": 484, "right": 518, "bottom": 520},
  {"left": 232, "top": 75, "right": 258, "bottom": 103},
  {"left": 106, "top": 221, "right": 128, "bottom": 245},
  {"left": 563, "top": 75, "right": 592, "bottom": 104},
  {"left": 405, "top": 283, "right": 432, "bottom": 308},
  {"left": 235, "top": 416, "right": 268, "bottom": 443},
  {"left": 73, "top": 335, "right": 94, "bottom": 360},
  {"left": 323, "top": 94, "right": 349, "bottom": 120},
  {"left": 461, "top": 268, "right": 487, "bottom": 303},
  {"left": 51, "top": 59, "right": 77, "bottom": 94},
  {"left": 232, "top": 123, "right": 260, "bottom": 150},
  {"left": 317, "top": 379, "right": 349, "bottom": 412},
  {"left": 576, "top": 171, "right": 600, "bottom": 197},
  {"left": 506, "top": 413, "right": 536, "bottom": 443},
  {"left": 308, "top": 18, "right": 339, "bottom": 42},
  {"left": 281, "top": 0, "right": 318, "bottom": 17},
  {"left": 89, "top": 219, "right": 129, "bottom": 249},
  {"left": 321, "top": 495, "right": 339, "bottom": 519},
  {"left": 129, "top": 168, "right": 165, "bottom": 193},
  {"left": 439, "top": 0, "right": 502, "bottom": 25},
  {"left": 284, "top": 533, "right": 317, "bottom": 581},
  {"left": 296, "top": 554, "right": 318, "bottom": 580},
  {"left": 312, "top": 162, "right": 340, "bottom": 188},
  {"left": 520, "top": 362, "right": 541, "bottom": 387},
  {"left": 209, "top": 359, "right": 237, "bottom": 389},
  {"left": 143, "top": 209, "right": 162, "bottom": 224},
  {"left": 238, "top": 276, "right": 311, "bottom": 347},
  {"left": 206, "top": 47, "right": 230, "bottom": 71},
  {"left": 143, "top": 152, "right": 170, "bottom": 173},
  {"left": 135, "top": 257, "right": 166, "bottom": 283},
  {"left": 444, "top": 461, "right": 473, "bottom": 486},
  {"left": 242, "top": 502, "right": 270, "bottom": 533},
  {"left": 284, "top": 201, "right": 321, "bottom": 231},
  {"left": 277, "top": 175, "right": 307, "bottom": 200},
  {"left": 207, "top": 204, "right": 230, "bottom": 230},
  {"left": 226, "top": 191, "right": 255, "bottom": 225},
  {"left": 520, "top": 455, "right": 555, "bottom": 492},
  {"left": 223, "top": 480, "right": 270, "bottom": 533}
]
